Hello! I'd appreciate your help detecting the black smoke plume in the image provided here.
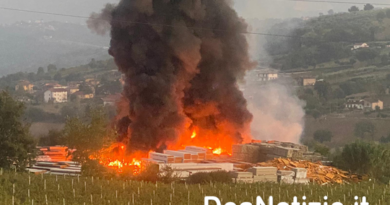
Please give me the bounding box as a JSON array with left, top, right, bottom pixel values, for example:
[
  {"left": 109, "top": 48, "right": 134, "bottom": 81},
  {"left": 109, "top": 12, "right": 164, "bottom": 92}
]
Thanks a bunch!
[{"left": 91, "top": 0, "right": 254, "bottom": 153}]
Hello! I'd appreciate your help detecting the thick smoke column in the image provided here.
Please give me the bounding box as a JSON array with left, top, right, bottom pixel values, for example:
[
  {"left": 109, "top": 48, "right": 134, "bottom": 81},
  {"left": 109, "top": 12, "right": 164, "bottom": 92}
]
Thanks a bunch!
[
  {"left": 244, "top": 79, "right": 305, "bottom": 143},
  {"left": 99, "top": 0, "right": 253, "bottom": 152},
  {"left": 87, "top": 3, "right": 115, "bottom": 36}
]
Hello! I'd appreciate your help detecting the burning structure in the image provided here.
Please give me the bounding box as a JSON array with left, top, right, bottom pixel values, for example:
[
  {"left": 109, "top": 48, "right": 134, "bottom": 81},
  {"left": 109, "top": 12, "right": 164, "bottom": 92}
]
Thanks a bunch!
[{"left": 89, "top": 0, "right": 255, "bottom": 168}]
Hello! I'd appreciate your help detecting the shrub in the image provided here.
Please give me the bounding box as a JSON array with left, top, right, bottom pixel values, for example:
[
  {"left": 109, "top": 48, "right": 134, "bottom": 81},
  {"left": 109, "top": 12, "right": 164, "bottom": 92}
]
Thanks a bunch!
[
  {"left": 137, "top": 164, "right": 160, "bottom": 183},
  {"left": 187, "top": 172, "right": 213, "bottom": 184},
  {"left": 313, "top": 129, "right": 333, "bottom": 143},
  {"left": 187, "top": 171, "right": 232, "bottom": 184}
]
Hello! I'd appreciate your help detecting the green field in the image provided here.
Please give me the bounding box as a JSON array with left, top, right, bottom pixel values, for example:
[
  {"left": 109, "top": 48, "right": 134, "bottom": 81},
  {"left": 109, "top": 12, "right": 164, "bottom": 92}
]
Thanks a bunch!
[{"left": 0, "top": 172, "right": 388, "bottom": 205}]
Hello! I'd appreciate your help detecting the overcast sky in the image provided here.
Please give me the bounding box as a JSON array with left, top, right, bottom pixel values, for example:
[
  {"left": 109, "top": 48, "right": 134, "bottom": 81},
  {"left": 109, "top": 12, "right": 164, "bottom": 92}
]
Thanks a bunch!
[{"left": 0, "top": 0, "right": 388, "bottom": 25}]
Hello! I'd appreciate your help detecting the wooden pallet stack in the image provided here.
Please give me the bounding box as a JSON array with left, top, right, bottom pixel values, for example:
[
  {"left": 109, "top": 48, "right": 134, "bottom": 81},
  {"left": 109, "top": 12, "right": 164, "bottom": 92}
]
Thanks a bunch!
[
  {"left": 248, "top": 167, "right": 277, "bottom": 183},
  {"left": 232, "top": 141, "right": 309, "bottom": 163},
  {"left": 38, "top": 146, "right": 70, "bottom": 162}
]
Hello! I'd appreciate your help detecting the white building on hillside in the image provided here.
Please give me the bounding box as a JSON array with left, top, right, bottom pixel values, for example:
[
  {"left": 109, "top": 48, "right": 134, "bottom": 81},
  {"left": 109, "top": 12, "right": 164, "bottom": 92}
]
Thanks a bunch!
[
  {"left": 44, "top": 88, "right": 68, "bottom": 103},
  {"left": 352, "top": 43, "right": 369, "bottom": 50},
  {"left": 253, "top": 69, "right": 279, "bottom": 81}
]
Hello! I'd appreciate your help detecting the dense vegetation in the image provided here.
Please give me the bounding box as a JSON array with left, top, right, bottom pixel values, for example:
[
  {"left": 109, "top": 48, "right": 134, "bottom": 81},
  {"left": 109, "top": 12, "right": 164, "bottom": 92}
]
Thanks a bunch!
[
  {"left": 333, "top": 141, "right": 390, "bottom": 183},
  {"left": 0, "top": 172, "right": 388, "bottom": 205},
  {"left": 0, "top": 91, "right": 36, "bottom": 170},
  {"left": 266, "top": 8, "right": 390, "bottom": 70}
]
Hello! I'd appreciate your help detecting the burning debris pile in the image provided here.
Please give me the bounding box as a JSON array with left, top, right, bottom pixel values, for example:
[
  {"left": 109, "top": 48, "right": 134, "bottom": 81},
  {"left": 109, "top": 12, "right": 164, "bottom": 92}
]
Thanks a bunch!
[
  {"left": 90, "top": 0, "right": 254, "bottom": 161},
  {"left": 257, "top": 158, "right": 365, "bottom": 185}
]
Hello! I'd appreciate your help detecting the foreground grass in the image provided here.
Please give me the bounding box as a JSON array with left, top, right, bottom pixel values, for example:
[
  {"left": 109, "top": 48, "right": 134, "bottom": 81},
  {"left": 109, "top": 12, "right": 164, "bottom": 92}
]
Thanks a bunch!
[{"left": 0, "top": 172, "right": 389, "bottom": 205}]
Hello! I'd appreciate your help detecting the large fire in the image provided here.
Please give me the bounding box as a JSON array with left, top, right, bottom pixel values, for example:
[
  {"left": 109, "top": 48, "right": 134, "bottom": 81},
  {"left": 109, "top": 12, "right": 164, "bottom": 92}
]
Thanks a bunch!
[
  {"left": 93, "top": 128, "right": 240, "bottom": 173},
  {"left": 91, "top": 143, "right": 145, "bottom": 173}
]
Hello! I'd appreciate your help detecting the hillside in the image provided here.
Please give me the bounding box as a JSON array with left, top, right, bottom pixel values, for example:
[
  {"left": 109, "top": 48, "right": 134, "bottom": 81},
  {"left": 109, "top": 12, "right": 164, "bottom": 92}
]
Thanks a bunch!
[
  {"left": 266, "top": 8, "right": 390, "bottom": 70},
  {"left": 0, "top": 21, "right": 110, "bottom": 76}
]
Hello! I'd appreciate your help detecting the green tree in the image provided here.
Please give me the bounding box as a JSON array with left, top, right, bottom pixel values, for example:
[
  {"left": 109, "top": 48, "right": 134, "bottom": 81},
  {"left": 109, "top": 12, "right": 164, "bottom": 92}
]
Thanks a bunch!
[
  {"left": 60, "top": 105, "right": 80, "bottom": 119},
  {"left": 354, "top": 121, "right": 376, "bottom": 139},
  {"left": 333, "top": 141, "right": 390, "bottom": 182},
  {"left": 381, "top": 54, "right": 389, "bottom": 65},
  {"left": 62, "top": 107, "right": 115, "bottom": 162},
  {"left": 53, "top": 73, "right": 62, "bottom": 81},
  {"left": 355, "top": 49, "right": 379, "bottom": 62},
  {"left": 380, "top": 134, "right": 390, "bottom": 143},
  {"left": 313, "top": 143, "right": 330, "bottom": 156},
  {"left": 310, "top": 109, "right": 322, "bottom": 120},
  {"left": 364, "top": 4, "right": 374, "bottom": 11},
  {"left": 348, "top": 6, "right": 359, "bottom": 12},
  {"left": 313, "top": 129, "right": 333, "bottom": 143},
  {"left": 377, "top": 11, "right": 386, "bottom": 22},
  {"left": 39, "top": 130, "right": 64, "bottom": 146},
  {"left": 96, "top": 80, "right": 123, "bottom": 95},
  {"left": 0, "top": 91, "right": 36, "bottom": 170},
  {"left": 314, "top": 81, "right": 332, "bottom": 100},
  {"left": 47, "top": 64, "right": 57, "bottom": 73},
  {"left": 79, "top": 83, "right": 94, "bottom": 94},
  {"left": 37, "top": 67, "right": 45, "bottom": 75}
]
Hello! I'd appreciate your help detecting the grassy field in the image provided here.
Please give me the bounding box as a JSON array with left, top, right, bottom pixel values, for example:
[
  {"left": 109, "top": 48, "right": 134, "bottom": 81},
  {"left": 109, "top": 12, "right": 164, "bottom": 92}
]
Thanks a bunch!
[{"left": 0, "top": 172, "right": 388, "bottom": 205}]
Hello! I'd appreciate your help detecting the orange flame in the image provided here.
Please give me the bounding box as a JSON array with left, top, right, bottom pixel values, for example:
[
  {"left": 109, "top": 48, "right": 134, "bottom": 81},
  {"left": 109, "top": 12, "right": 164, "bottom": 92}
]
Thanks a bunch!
[
  {"left": 191, "top": 131, "right": 197, "bottom": 139},
  {"left": 96, "top": 126, "right": 243, "bottom": 173},
  {"left": 212, "top": 147, "right": 222, "bottom": 155},
  {"left": 91, "top": 143, "right": 146, "bottom": 174}
]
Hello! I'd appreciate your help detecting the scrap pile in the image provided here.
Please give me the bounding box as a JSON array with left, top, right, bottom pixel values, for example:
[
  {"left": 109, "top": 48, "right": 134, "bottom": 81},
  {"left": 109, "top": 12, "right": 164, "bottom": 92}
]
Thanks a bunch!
[{"left": 257, "top": 158, "right": 363, "bottom": 184}]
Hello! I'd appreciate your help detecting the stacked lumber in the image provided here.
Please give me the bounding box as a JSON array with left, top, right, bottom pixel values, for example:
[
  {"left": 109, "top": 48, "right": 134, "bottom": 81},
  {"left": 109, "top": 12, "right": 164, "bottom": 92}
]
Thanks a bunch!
[
  {"left": 248, "top": 167, "right": 277, "bottom": 183},
  {"left": 232, "top": 142, "right": 309, "bottom": 163},
  {"left": 185, "top": 146, "right": 214, "bottom": 160},
  {"left": 28, "top": 161, "right": 81, "bottom": 176},
  {"left": 163, "top": 150, "right": 192, "bottom": 163},
  {"left": 277, "top": 170, "right": 294, "bottom": 184},
  {"left": 231, "top": 172, "right": 254, "bottom": 183},
  {"left": 292, "top": 168, "right": 310, "bottom": 184},
  {"left": 38, "top": 146, "right": 70, "bottom": 162},
  {"left": 231, "top": 167, "right": 278, "bottom": 183},
  {"left": 149, "top": 152, "right": 183, "bottom": 163},
  {"left": 257, "top": 158, "right": 363, "bottom": 185}
]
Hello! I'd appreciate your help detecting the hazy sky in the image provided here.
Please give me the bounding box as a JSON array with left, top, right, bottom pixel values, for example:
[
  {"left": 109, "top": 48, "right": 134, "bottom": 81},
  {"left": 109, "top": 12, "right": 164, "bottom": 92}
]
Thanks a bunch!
[{"left": 0, "top": 0, "right": 388, "bottom": 25}]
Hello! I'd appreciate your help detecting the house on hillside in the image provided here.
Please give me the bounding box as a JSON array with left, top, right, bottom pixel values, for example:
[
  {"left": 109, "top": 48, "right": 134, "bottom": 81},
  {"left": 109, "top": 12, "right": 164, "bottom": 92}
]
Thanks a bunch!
[
  {"left": 300, "top": 77, "right": 316, "bottom": 86},
  {"left": 101, "top": 94, "right": 121, "bottom": 106},
  {"left": 365, "top": 99, "right": 383, "bottom": 110},
  {"left": 85, "top": 78, "right": 100, "bottom": 86},
  {"left": 345, "top": 99, "right": 364, "bottom": 110},
  {"left": 345, "top": 99, "right": 383, "bottom": 110},
  {"left": 44, "top": 88, "right": 68, "bottom": 103},
  {"left": 44, "top": 82, "right": 62, "bottom": 89},
  {"left": 15, "top": 80, "right": 34, "bottom": 93},
  {"left": 352, "top": 43, "right": 369, "bottom": 50},
  {"left": 253, "top": 69, "right": 279, "bottom": 81},
  {"left": 73, "top": 91, "right": 94, "bottom": 99}
]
